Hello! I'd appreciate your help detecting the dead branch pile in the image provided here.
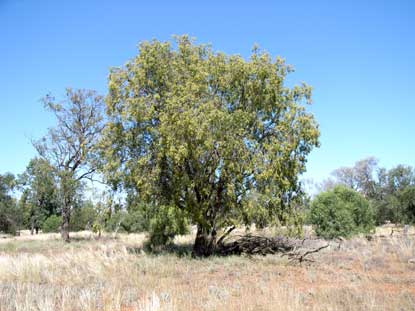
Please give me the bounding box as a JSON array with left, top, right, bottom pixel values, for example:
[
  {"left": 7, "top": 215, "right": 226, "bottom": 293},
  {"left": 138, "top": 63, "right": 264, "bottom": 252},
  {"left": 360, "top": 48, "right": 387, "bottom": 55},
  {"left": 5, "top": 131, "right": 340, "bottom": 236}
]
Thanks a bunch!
[{"left": 216, "top": 234, "right": 329, "bottom": 263}]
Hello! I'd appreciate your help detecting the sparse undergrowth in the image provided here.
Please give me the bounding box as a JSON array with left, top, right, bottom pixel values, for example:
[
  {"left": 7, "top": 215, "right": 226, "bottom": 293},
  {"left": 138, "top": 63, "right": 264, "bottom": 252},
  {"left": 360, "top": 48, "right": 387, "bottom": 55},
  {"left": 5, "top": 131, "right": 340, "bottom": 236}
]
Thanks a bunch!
[{"left": 0, "top": 227, "right": 414, "bottom": 311}]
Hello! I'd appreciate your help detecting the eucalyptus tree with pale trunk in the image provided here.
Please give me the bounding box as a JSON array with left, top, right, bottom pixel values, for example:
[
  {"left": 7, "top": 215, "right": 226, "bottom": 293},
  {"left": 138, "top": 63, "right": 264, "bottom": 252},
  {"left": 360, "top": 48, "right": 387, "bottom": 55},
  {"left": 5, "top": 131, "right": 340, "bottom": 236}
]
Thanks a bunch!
[
  {"left": 102, "top": 36, "right": 320, "bottom": 256},
  {"left": 33, "top": 89, "right": 104, "bottom": 242}
]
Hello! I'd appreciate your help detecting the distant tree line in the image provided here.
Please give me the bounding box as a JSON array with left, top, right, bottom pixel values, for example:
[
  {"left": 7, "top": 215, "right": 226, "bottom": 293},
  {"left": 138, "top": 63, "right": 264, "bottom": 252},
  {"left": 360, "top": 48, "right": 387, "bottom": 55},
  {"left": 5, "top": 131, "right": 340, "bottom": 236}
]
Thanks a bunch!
[
  {"left": 0, "top": 163, "right": 148, "bottom": 236},
  {"left": 308, "top": 157, "right": 415, "bottom": 238}
]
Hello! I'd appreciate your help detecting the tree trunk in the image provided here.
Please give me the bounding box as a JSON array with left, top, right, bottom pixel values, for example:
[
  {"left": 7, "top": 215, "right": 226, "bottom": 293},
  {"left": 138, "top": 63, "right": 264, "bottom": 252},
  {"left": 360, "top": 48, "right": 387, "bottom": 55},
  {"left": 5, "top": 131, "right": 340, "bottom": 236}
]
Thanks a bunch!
[
  {"left": 61, "top": 205, "right": 70, "bottom": 242},
  {"left": 30, "top": 212, "right": 37, "bottom": 235},
  {"left": 192, "top": 225, "right": 217, "bottom": 257},
  {"left": 60, "top": 176, "right": 72, "bottom": 242}
]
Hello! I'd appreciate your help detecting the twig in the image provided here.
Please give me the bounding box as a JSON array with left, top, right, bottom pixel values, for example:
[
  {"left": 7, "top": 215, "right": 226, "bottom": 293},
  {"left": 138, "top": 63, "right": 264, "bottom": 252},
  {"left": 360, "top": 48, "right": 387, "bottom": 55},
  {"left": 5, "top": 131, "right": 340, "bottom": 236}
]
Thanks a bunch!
[{"left": 296, "top": 243, "right": 329, "bottom": 263}]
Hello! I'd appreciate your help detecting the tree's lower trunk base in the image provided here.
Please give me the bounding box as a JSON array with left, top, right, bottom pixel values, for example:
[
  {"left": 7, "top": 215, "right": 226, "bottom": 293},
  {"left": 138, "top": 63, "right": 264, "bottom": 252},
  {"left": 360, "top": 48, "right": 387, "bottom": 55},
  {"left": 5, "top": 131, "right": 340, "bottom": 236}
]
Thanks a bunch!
[
  {"left": 61, "top": 219, "right": 70, "bottom": 242},
  {"left": 61, "top": 207, "right": 71, "bottom": 242},
  {"left": 61, "top": 230, "right": 70, "bottom": 242},
  {"left": 192, "top": 226, "right": 217, "bottom": 257}
]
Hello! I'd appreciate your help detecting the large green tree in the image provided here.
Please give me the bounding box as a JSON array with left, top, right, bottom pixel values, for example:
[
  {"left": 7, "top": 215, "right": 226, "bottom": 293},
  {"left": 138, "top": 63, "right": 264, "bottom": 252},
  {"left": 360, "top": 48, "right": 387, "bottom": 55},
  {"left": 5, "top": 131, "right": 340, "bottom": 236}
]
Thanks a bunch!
[
  {"left": 33, "top": 89, "right": 104, "bottom": 241},
  {"left": 102, "top": 36, "right": 320, "bottom": 256}
]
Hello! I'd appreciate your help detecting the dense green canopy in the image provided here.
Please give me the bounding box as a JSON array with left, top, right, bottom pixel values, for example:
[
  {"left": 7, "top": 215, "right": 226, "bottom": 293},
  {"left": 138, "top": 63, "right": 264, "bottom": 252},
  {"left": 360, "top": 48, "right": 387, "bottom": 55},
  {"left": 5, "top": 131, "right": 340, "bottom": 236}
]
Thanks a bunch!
[
  {"left": 310, "top": 186, "right": 374, "bottom": 239},
  {"left": 101, "top": 36, "right": 320, "bottom": 255}
]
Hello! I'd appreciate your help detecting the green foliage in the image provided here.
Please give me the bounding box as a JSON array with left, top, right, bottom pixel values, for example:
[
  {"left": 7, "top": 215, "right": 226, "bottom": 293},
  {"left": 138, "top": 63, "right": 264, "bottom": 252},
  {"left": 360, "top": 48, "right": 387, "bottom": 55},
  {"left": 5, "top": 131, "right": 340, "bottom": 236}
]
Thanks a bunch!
[
  {"left": 18, "top": 189, "right": 32, "bottom": 228},
  {"left": 70, "top": 201, "right": 97, "bottom": 231},
  {"left": 325, "top": 159, "right": 415, "bottom": 225},
  {"left": 386, "top": 165, "right": 414, "bottom": 193},
  {"left": 101, "top": 36, "right": 319, "bottom": 251},
  {"left": 147, "top": 205, "right": 189, "bottom": 247},
  {"left": 18, "top": 158, "right": 59, "bottom": 231},
  {"left": 376, "top": 166, "right": 415, "bottom": 224},
  {"left": 101, "top": 202, "right": 189, "bottom": 245},
  {"left": 92, "top": 222, "right": 103, "bottom": 236},
  {"left": 104, "top": 210, "right": 125, "bottom": 232},
  {"left": 310, "top": 191, "right": 354, "bottom": 238},
  {"left": 33, "top": 89, "right": 104, "bottom": 241},
  {"left": 0, "top": 173, "right": 21, "bottom": 235},
  {"left": 119, "top": 209, "right": 148, "bottom": 233},
  {"left": 310, "top": 186, "right": 374, "bottom": 239},
  {"left": 42, "top": 215, "right": 62, "bottom": 233},
  {"left": 376, "top": 186, "right": 415, "bottom": 224},
  {"left": 373, "top": 195, "right": 398, "bottom": 225},
  {"left": 399, "top": 186, "right": 415, "bottom": 223}
]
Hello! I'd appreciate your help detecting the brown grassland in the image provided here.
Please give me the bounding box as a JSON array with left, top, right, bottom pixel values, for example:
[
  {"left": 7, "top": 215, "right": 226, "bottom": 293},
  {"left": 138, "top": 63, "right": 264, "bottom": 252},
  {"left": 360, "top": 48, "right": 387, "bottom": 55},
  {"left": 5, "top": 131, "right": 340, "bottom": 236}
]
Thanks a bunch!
[{"left": 0, "top": 226, "right": 414, "bottom": 311}]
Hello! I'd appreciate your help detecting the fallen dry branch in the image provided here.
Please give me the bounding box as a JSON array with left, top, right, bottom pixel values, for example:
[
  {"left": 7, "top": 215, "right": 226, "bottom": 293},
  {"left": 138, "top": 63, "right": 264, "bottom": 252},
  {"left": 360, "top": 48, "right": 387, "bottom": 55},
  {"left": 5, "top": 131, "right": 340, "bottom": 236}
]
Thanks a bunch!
[
  {"left": 284, "top": 243, "right": 330, "bottom": 263},
  {"left": 216, "top": 234, "right": 329, "bottom": 263},
  {"left": 216, "top": 235, "right": 295, "bottom": 256}
]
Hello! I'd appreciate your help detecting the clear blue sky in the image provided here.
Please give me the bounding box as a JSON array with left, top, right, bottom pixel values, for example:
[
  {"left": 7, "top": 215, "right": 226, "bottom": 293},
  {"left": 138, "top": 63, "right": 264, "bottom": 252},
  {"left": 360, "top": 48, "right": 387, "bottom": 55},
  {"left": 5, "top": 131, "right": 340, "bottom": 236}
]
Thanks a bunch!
[{"left": 1, "top": 0, "right": 414, "bottom": 183}]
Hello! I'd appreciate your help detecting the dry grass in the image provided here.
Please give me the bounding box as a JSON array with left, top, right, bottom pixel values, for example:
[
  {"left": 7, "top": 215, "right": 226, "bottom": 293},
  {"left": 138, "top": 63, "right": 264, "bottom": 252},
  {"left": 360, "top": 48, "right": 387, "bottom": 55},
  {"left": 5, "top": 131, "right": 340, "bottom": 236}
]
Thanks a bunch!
[{"left": 0, "top": 227, "right": 414, "bottom": 311}]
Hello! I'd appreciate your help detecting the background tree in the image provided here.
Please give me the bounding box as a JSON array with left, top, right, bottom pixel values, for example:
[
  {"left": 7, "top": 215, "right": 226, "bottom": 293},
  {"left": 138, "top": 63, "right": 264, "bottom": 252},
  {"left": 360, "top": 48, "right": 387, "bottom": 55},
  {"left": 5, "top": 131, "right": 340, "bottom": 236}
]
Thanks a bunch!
[
  {"left": 398, "top": 186, "right": 415, "bottom": 223},
  {"left": 386, "top": 165, "right": 414, "bottom": 194},
  {"left": 322, "top": 158, "right": 415, "bottom": 225},
  {"left": 102, "top": 36, "right": 320, "bottom": 256},
  {"left": 17, "top": 189, "right": 32, "bottom": 229},
  {"left": 0, "top": 173, "right": 21, "bottom": 234},
  {"left": 42, "top": 215, "right": 62, "bottom": 233},
  {"left": 70, "top": 200, "right": 98, "bottom": 232},
  {"left": 33, "top": 89, "right": 104, "bottom": 241},
  {"left": 353, "top": 157, "right": 379, "bottom": 198},
  {"left": 330, "top": 166, "right": 357, "bottom": 191},
  {"left": 327, "top": 157, "right": 378, "bottom": 198},
  {"left": 375, "top": 165, "right": 415, "bottom": 224},
  {"left": 18, "top": 158, "right": 59, "bottom": 234}
]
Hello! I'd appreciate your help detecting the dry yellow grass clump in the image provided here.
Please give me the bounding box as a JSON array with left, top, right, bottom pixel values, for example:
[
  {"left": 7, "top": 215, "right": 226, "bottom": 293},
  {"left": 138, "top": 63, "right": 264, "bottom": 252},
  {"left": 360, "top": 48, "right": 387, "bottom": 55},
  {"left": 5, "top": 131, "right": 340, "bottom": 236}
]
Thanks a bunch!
[{"left": 0, "top": 228, "right": 414, "bottom": 311}]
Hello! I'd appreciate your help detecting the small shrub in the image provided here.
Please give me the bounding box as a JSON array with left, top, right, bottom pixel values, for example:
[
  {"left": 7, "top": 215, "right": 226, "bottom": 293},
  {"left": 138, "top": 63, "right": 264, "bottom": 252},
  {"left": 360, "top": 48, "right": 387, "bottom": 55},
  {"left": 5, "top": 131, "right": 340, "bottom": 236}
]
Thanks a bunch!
[
  {"left": 42, "top": 215, "right": 62, "bottom": 233},
  {"left": 92, "top": 222, "right": 103, "bottom": 237},
  {"left": 310, "top": 186, "right": 374, "bottom": 238}
]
